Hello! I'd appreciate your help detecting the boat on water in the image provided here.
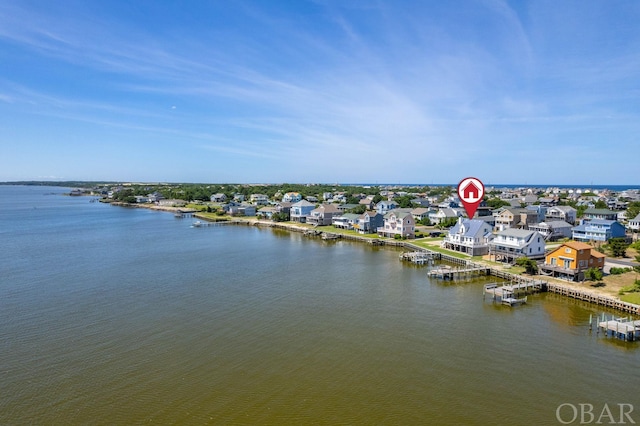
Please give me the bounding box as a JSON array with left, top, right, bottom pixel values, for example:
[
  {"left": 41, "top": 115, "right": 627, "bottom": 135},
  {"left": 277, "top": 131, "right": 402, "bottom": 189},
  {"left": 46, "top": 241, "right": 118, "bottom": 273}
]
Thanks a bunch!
[{"left": 191, "top": 221, "right": 203, "bottom": 227}]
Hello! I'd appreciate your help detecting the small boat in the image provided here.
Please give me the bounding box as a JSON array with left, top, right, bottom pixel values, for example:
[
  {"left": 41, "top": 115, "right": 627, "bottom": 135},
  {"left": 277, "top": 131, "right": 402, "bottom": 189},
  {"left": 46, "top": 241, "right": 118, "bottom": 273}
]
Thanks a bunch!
[{"left": 192, "top": 221, "right": 203, "bottom": 227}]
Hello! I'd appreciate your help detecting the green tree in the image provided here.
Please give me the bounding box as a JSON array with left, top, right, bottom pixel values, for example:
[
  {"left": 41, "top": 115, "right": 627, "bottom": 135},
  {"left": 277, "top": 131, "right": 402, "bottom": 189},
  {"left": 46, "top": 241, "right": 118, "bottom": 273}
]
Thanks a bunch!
[
  {"left": 585, "top": 267, "right": 604, "bottom": 281},
  {"left": 608, "top": 237, "right": 629, "bottom": 258},
  {"left": 516, "top": 257, "right": 538, "bottom": 274},
  {"left": 627, "top": 202, "right": 640, "bottom": 222},
  {"left": 485, "top": 197, "right": 511, "bottom": 209},
  {"left": 594, "top": 200, "right": 608, "bottom": 209},
  {"left": 394, "top": 195, "right": 415, "bottom": 208},
  {"left": 437, "top": 217, "right": 458, "bottom": 229}
]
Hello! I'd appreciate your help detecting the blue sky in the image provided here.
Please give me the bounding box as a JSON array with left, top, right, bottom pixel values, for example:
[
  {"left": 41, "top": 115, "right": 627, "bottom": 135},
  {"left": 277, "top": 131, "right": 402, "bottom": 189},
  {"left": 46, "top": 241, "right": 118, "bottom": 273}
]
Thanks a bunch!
[{"left": 1, "top": 1, "right": 639, "bottom": 185}]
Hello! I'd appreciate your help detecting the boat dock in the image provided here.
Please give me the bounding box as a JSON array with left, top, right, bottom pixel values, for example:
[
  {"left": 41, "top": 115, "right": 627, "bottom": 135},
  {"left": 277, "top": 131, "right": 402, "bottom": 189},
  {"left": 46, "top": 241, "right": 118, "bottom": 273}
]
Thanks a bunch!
[
  {"left": 597, "top": 316, "right": 640, "bottom": 341},
  {"left": 483, "top": 281, "right": 544, "bottom": 306},
  {"left": 174, "top": 209, "right": 197, "bottom": 218},
  {"left": 428, "top": 263, "right": 491, "bottom": 280},
  {"left": 400, "top": 251, "right": 436, "bottom": 265}
]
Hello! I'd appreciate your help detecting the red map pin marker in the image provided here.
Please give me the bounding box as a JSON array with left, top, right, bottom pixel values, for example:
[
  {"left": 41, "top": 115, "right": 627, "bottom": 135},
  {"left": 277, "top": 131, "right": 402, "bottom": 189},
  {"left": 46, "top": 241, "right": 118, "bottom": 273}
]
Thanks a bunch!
[{"left": 457, "top": 177, "right": 484, "bottom": 219}]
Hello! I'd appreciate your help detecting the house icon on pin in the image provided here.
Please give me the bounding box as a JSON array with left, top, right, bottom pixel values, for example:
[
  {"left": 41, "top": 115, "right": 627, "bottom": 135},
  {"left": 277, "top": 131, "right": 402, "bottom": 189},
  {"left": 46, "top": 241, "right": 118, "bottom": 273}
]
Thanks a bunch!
[{"left": 462, "top": 181, "right": 480, "bottom": 199}]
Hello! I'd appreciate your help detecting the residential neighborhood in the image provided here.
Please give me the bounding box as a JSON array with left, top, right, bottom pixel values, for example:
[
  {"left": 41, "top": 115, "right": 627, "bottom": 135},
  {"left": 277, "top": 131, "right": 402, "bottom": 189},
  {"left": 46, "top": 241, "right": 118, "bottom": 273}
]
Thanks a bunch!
[{"left": 97, "top": 182, "right": 640, "bottom": 283}]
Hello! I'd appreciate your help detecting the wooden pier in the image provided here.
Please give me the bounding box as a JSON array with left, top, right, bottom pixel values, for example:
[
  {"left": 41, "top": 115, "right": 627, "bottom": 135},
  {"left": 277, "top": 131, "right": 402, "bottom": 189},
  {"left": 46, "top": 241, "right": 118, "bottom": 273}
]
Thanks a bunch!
[
  {"left": 597, "top": 317, "right": 640, "bottom": 341},
  {"left": 400, "top": 251, "right": 436, "bottom": 265},
  {"left": 428, "top": 263, "right": 491, "bottom": 280},
  {"left": 483, "top": 281, "right": 544, "bottom": 306}
]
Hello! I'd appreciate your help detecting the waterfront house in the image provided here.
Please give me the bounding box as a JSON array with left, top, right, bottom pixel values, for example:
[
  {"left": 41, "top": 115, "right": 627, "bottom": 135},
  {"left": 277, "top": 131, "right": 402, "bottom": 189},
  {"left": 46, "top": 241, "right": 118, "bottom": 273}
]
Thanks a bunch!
[
  {"left": 257, "top": 206, "right": 277, "bottom": 219},
  {"left": 540, "top": 241, "right": 605, "bottom": 281},
  {"left": 290, "top": 200, "right": 316, "bottom": 223},
  {"left": 307, "top": 204, "right": 341, "bottom": 226},
  {"left": 527, "top": 220, "right": 573, "bottom": 241},
  {"left": 489, "top": 229, "right": 546, "bottom": 263},
  {"left": 572, "top": 219, "right": 626, "bottom": 242},
  {"left": 134, "top": 195, "right": 150, "bottom": 203},
  {"left": 332, "top": 213, "right": 360, "bottom": 230},
  {"left": 158, "top": 199, "right": 186, "bottom": 207},
  {"left": 210, "top": 193, "right": 227, "bottom": 203},
  {"left": 629, "top": 213, "right": 640, "bottom": 231},
  {"left": 354, "top": 211, "right": 384, "bottom": 234},
  {"left": 227, "top": 204, "right": 256, "bottom": 217},
  {"left": 442, "top": 218, "right": 494, "bottom": 256},
  {"left": 378, "top": 211, "right": 416, "bottom": 239},
  {"left": 545, "top": 205, "right": 577, "bottom": 225},
  {"left": 282, "top": 192, "right": 302, "bottom": 203},
  {"left": 275, "top": 202, "right": 293, "bottom": 219}
]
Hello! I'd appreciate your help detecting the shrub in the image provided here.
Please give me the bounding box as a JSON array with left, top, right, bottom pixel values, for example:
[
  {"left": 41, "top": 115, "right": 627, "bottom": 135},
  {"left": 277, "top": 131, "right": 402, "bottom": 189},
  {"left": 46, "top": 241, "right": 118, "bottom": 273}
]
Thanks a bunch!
[
  {"left": 585, "top": 267, "right": 603, "bottom": 281},
  {"left": 609, "top": 267, "right": 631, "bottom": 275}
]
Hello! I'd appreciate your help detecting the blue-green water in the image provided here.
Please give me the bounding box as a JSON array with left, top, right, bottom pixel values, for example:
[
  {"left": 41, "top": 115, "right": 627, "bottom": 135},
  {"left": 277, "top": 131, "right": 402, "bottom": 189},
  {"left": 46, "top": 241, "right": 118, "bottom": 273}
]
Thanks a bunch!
[{"left": 1, "top": 185, "right": 639, "bottom": 425}]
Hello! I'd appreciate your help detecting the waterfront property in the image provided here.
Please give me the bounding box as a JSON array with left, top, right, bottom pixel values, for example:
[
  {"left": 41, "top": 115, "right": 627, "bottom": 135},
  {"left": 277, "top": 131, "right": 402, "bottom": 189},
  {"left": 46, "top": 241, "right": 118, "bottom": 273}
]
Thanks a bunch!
[
  {"left": 290, "top": 200, "right": 315, "bottom": 223},
  {"left": 539, "top": 241, "right": 605, "bottom": 281},
  {"left": 307, "top": 203, "right": 341, "bottom": 226},
  {"left": 377, "top": 210, "right": 416, "bottom": 239},
  {"left": 629, "top": 213, "right": 640, "bottom": 231},
  {"left": 441, "top": 218, "right": 493, "bottom": 256},
  {"left": 354, "top": 211, "right": 384, "bottom": 234},
  {"left": 489, "top": 228, "right": 545, "bottom": 263}
]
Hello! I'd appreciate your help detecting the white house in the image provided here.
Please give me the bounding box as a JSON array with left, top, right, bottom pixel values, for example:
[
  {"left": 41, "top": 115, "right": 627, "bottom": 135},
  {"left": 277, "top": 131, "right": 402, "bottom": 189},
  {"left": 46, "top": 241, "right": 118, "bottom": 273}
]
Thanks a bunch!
[
  {"left": 629, "top": 213, "right": 640, "bottom": 231},
  {"left": 442, "top": 218, "right": 494, "bottom": 256},
  {"left": 489, "top": 229, "right": 546, "bottom": 263}
]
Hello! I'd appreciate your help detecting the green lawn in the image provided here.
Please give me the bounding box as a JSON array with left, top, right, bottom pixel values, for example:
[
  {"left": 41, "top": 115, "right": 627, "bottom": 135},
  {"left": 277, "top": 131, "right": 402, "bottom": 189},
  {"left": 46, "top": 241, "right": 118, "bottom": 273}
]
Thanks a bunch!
[{"left": 620, "top": 293, "right": 640, "bottom": 304}]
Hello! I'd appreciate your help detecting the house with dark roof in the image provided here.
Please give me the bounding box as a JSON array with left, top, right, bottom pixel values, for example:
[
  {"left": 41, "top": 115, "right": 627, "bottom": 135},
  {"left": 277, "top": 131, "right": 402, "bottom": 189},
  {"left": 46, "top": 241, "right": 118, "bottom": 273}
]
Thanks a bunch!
[
  {"left": 442, "top": 218, "right": 494, "bottom": 256},
  {"left": 354, "top": 211, "right": 384, "bottom": 234}
]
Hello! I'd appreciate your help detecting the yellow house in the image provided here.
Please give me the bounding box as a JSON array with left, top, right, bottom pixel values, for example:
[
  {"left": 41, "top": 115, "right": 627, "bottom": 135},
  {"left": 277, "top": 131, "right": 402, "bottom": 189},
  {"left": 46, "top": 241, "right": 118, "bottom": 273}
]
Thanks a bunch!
[{"left": 540, "top": 241, "right": 605, "bottom": 281}]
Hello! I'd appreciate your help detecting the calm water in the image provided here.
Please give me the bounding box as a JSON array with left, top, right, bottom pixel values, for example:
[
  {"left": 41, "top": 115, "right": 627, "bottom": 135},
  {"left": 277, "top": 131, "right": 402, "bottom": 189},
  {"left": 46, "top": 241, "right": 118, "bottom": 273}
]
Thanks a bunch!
[{"left": 1, "top": 185, "right": 639, "bottom": 425}]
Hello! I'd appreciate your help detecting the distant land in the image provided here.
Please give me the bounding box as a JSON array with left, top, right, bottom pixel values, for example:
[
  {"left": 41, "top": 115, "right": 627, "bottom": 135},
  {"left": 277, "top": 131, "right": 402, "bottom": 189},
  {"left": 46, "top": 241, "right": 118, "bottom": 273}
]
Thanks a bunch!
[{"left": 1, "top": 181, "right": 639, "bottom": 191}]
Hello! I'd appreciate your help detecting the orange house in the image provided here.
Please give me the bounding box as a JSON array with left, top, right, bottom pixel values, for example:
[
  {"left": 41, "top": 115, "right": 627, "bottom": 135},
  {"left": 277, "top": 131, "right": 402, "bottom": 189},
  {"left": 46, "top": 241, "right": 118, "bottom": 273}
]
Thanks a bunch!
[{"left": 540, "top": 241, "right": 605, "bottom": 281}]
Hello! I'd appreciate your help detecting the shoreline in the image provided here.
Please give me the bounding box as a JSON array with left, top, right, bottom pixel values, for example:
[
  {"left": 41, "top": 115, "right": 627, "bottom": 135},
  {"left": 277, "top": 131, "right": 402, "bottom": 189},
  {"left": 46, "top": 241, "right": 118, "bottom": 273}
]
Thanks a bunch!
[{"left": 112, "top": 201, "right": 640, "bottom": 315}]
